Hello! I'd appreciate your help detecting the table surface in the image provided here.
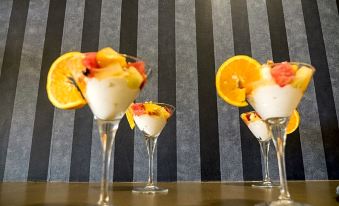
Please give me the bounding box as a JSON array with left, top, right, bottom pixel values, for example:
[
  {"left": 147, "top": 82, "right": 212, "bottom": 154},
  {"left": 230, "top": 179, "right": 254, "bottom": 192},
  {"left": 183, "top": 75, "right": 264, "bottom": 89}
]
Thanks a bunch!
[{"left": 1, "top": 181, "right": 338, "bottom": 206}]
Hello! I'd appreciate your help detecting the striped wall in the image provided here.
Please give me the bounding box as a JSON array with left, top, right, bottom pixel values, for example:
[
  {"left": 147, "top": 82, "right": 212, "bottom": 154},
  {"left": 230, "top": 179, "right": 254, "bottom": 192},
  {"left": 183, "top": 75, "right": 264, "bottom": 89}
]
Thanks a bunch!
[{"left": 0, "top": 0, "right": 338, "bottom": 182}]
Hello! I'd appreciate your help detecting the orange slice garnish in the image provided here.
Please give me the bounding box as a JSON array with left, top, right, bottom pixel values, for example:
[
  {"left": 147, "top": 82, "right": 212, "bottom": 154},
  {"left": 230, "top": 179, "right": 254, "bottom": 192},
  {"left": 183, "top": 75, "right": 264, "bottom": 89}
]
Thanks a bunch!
[
  {"left": 46, "top": 52, "right": 87, "bottom": 109},
  {"left": 216, "top": 55, "right": 261, "bottom": 107},
  {"left": 286, "top": 110, "right": 300, "bottom": 134},
  {"left": 126, "top": 106, "right": 135, "bottom": 129}
]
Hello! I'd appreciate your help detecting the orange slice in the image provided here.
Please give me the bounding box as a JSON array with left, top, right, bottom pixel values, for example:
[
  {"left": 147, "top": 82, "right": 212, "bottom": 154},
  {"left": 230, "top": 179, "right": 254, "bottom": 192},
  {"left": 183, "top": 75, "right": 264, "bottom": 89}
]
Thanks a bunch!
[
  {"left": 216, "top": 55, "right": 261, "bottom": 107},
  {"left": 46, "top": 52, "right": 87, "bottom": 109},
  {"left": 126, "top": 106, "right": 135, "bottom": 129},
  {"left": 286, "top": 110, "right": 300, "bottom": 134}
]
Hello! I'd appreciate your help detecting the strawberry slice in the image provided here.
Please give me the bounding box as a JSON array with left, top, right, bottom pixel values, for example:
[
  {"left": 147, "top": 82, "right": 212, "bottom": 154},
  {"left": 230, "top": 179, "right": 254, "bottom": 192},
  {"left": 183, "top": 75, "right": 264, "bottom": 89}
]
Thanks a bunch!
[
  {"left": 271, "top": 62, "right": 296, "bottom": 87},
  {"left": 83, "top": 52, "right": 99, "bottom": 69},
  {"left": 131, "top": 103, "right": 146, "bottom": 115},
  {"left": 246, "top": 113, "right": 252, "bottom": 121},
  {"left": 128, "top": 61, "right": 146, "bottom": 76}
]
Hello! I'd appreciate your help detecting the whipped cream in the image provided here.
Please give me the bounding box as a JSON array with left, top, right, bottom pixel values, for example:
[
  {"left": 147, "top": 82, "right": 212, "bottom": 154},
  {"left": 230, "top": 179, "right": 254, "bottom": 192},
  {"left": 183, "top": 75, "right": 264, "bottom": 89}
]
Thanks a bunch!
[
  {"left": 86, "top": 77, "right": 139, "bottom": 120},
  {"left": 134, "top": 114, "right": 167, "bottom": 137},
  {"left": 248, "top": 84, "right": 302, "bottom": 120}
]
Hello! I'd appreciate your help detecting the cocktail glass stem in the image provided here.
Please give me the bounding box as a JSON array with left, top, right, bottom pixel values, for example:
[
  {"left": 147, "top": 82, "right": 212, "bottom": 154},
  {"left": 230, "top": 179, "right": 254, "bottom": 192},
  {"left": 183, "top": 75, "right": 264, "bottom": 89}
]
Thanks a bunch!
[
  {"left": 145, "top": 135, "right": 157, "bottom": 188},
  {"left": 259, "top": 140, "right": 271, "bottom": 184},
  {"left": 96, "top": 118, "right": 120, "bottom": 206},
  {"left": 267, "top": 117, "right": 291, "bottom": 201}
]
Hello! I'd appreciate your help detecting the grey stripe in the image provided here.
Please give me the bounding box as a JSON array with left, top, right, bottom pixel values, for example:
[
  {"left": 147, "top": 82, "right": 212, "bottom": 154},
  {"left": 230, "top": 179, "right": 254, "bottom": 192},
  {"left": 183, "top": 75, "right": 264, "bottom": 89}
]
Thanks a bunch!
[
  {"left": 0, "top": 0, "right": 13, "bottom": 76},
  {"left": 133, "top": 0, "right": 158, "bottom": 182},
  {"left": 212, "top": 0, "right": 243, "bottom": 181},
  {"left": 175, "top": 0, "right": 201, "bottom": 181},
  {"left": 89, "top": 0, "right": 122, "bottom": 182},
  {"left": 4, "top": 0, "right": 49, "bottom": 181},
  {"left": 48, "top": 0, "right": 85, "bottom": 181},
  {"left": 247, "top": 0, "right": 279, "bottom": 181},
  {"left": 317, "top": 0, "right": 339, "bottom": 128},
  {"left": 282, "top": 0, "right": 328, "bottom": 180}
]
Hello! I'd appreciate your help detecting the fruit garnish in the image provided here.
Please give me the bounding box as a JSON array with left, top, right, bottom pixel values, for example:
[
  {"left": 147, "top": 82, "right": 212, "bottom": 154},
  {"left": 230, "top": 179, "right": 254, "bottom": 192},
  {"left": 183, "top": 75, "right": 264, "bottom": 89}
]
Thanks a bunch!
[
  {"left": 286, "top": 110, "right": 300, "bottom": 134},
  {"left": 291, "top": 66, "right": 314, "bottom": 92},
  {"left": 125, "top": 66, "right": 144, "bottom": 89},
  {"left": 131, "top": 103, "right": 146, "bottom": 115},
  {"left": 47, "top": 52, "right": 87, "bottom": 109},
  {"left": 216, "top": 55, "right": 261, "bottom": 107},
  {"left": 83, "top": 52, "right": 99, "bottom": 69},
  {"left": 128, "top": 62, "right": 145, "bottom": 76},
  {"left": 96, "top": 47, "right": 127, "bottom": 67},
  {"left": 126, "top": 106, "right": 135, "bottom": 129},
  {"left": 126, "top": 103, "right": 145, "bottom": 129},
  {"left": 240, "top": 111, "right": 262, "bottom": 125},
  {"left": 143, "top": 103, "right": 171, "bottom": 120},
  {"left": 271, "top": 62, "right": 296, "bottom": 87}
]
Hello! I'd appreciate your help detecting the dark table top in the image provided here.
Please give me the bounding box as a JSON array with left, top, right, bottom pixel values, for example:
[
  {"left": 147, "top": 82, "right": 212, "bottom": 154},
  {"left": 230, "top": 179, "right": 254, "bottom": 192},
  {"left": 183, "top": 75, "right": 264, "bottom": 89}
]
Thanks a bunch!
[{"left": 1, "top": 181, "right": 338, "bottom": 206}]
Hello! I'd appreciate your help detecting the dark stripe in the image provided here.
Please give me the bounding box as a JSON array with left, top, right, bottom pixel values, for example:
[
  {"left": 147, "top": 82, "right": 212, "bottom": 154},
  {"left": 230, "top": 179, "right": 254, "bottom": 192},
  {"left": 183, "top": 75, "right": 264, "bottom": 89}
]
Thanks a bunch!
[
  {"left": 337, "top": 0, "right": 339, "bottom": 14},
  {"left": 230, "top": 0, "right": 262, "bottom": 181},
  {"left": 69, "top": 0, "right": 102, "bottom": 182},
  {"left": 266, "top": 0, "right": 305, "bottom": 180},
  {"left": 195, "top": 0, "right": 220, "bottom": 181},
  {"left": 301, "top": 0, "right": 339, "bottom": 179},
  {"left": 113, "top": 0, "right": 138, "bottom": 182},
  {"left": 157, "top": 0, "right": 177, "bottom": 181},
  {"left": 27, "top": 0, "right": 67, "bottom": 181},
  {"left": 0, "top": 0, "right": 30, "bottom": 181}
]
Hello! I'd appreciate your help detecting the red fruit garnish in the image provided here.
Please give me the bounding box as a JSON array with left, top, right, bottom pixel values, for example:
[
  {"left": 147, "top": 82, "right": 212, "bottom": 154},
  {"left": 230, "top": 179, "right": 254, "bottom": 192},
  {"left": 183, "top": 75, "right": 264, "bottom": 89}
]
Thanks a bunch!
[
  {"left": 246, "top": 113, "right": 252, "bottom": 121},
  {"left": 131, "top": 103, "right": 146, "bottom": 115},
  {"left": 271, "top": 62, "right": 296, "bottom": 87},
  {"left": 83, "top": 52, "right": 99, "bottom": 69},
  {"left": 128, "top": 61, "right": 146, "bottom": 76}
]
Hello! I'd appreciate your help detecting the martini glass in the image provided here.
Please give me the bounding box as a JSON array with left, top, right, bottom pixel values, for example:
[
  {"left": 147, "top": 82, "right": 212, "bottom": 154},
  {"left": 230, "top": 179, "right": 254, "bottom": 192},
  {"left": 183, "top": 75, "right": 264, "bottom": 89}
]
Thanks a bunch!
[
  {"left": 130, "top": 102, "right": 175, "bottom": 193},
  {"left": 240, "top": 111, "right": 277, "bottom": 188},
  {"left": 247, "top": 62, "right": 315, "bottom": 206},
  {"left": 71, "top": 54, "right": 150, "bottom": 205}
]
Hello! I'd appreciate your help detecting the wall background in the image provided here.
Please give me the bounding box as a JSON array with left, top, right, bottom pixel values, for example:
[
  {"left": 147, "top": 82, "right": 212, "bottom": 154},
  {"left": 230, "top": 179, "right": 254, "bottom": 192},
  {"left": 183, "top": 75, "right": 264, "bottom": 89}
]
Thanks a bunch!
[{"left": 0, "top": 0, "right": 338, "bottom": 182}]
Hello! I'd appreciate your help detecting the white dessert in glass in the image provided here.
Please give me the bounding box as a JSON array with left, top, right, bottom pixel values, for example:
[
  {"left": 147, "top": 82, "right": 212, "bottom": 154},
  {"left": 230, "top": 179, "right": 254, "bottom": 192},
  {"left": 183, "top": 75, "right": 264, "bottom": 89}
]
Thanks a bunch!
[
  {"left": 241, "top": 112, "right": 270, "bottom": 142},
  {"left": 134, "top": 115, "right": 167, "bottom": 137},
  {"left": 247, "top": 62, "right": 313, "bottom": 120},
  {"left": 127, "top": 102, "right": 174, "bottom": 193},
  {"left": 86, "top": 75, "right": 141, "bottom": 120}
]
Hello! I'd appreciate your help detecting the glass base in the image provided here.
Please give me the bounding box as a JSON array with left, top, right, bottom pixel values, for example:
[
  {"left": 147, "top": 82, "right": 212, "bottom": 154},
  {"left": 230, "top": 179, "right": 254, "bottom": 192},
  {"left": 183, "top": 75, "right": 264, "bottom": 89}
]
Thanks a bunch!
[
  {"left": 97, "top": 200, "right": 112, "bottom": 206},
  {"left": 251, "top": 181, "right": 279, "bottom": 188},
  {"left": 255, "top": 200, "right": 311, "bottom": 206},
  {"left": 132, "top": 185, "right": 168, "bottom": 194}
]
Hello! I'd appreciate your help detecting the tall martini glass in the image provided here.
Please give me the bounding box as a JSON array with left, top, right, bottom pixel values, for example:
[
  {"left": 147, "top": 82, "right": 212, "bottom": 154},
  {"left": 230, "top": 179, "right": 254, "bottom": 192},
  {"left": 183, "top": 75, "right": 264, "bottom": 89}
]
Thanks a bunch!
[
  {"left": 246, "top": 62, "right": 314, "bottom": 206},
  {"left": 71, "top": 51, "right": 151, "bottom": 205}
]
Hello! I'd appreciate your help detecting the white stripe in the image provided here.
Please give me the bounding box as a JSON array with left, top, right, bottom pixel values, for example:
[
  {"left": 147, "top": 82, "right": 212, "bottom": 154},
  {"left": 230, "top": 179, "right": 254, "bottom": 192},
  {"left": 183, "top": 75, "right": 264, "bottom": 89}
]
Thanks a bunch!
[
  {"left": 133, "top": 0, "right": 159, "bottom": 182},
  {"left": 212, "top": 0, "right": 244, "bottom": 181},
  {"left": 89, "top": 0, "right": 122, "bottom": 182},
  {"left": 175, "top": 0, "right": 201, "bottom": 181},
  {"left": 48, "top": 0, "right": 85, "bottom": 181},
  {"left": 282, "top": 0, "right": 328, "bottom": 180},
  {"left": 4, "top": 0, "right": 49, "bottom": 181}
]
